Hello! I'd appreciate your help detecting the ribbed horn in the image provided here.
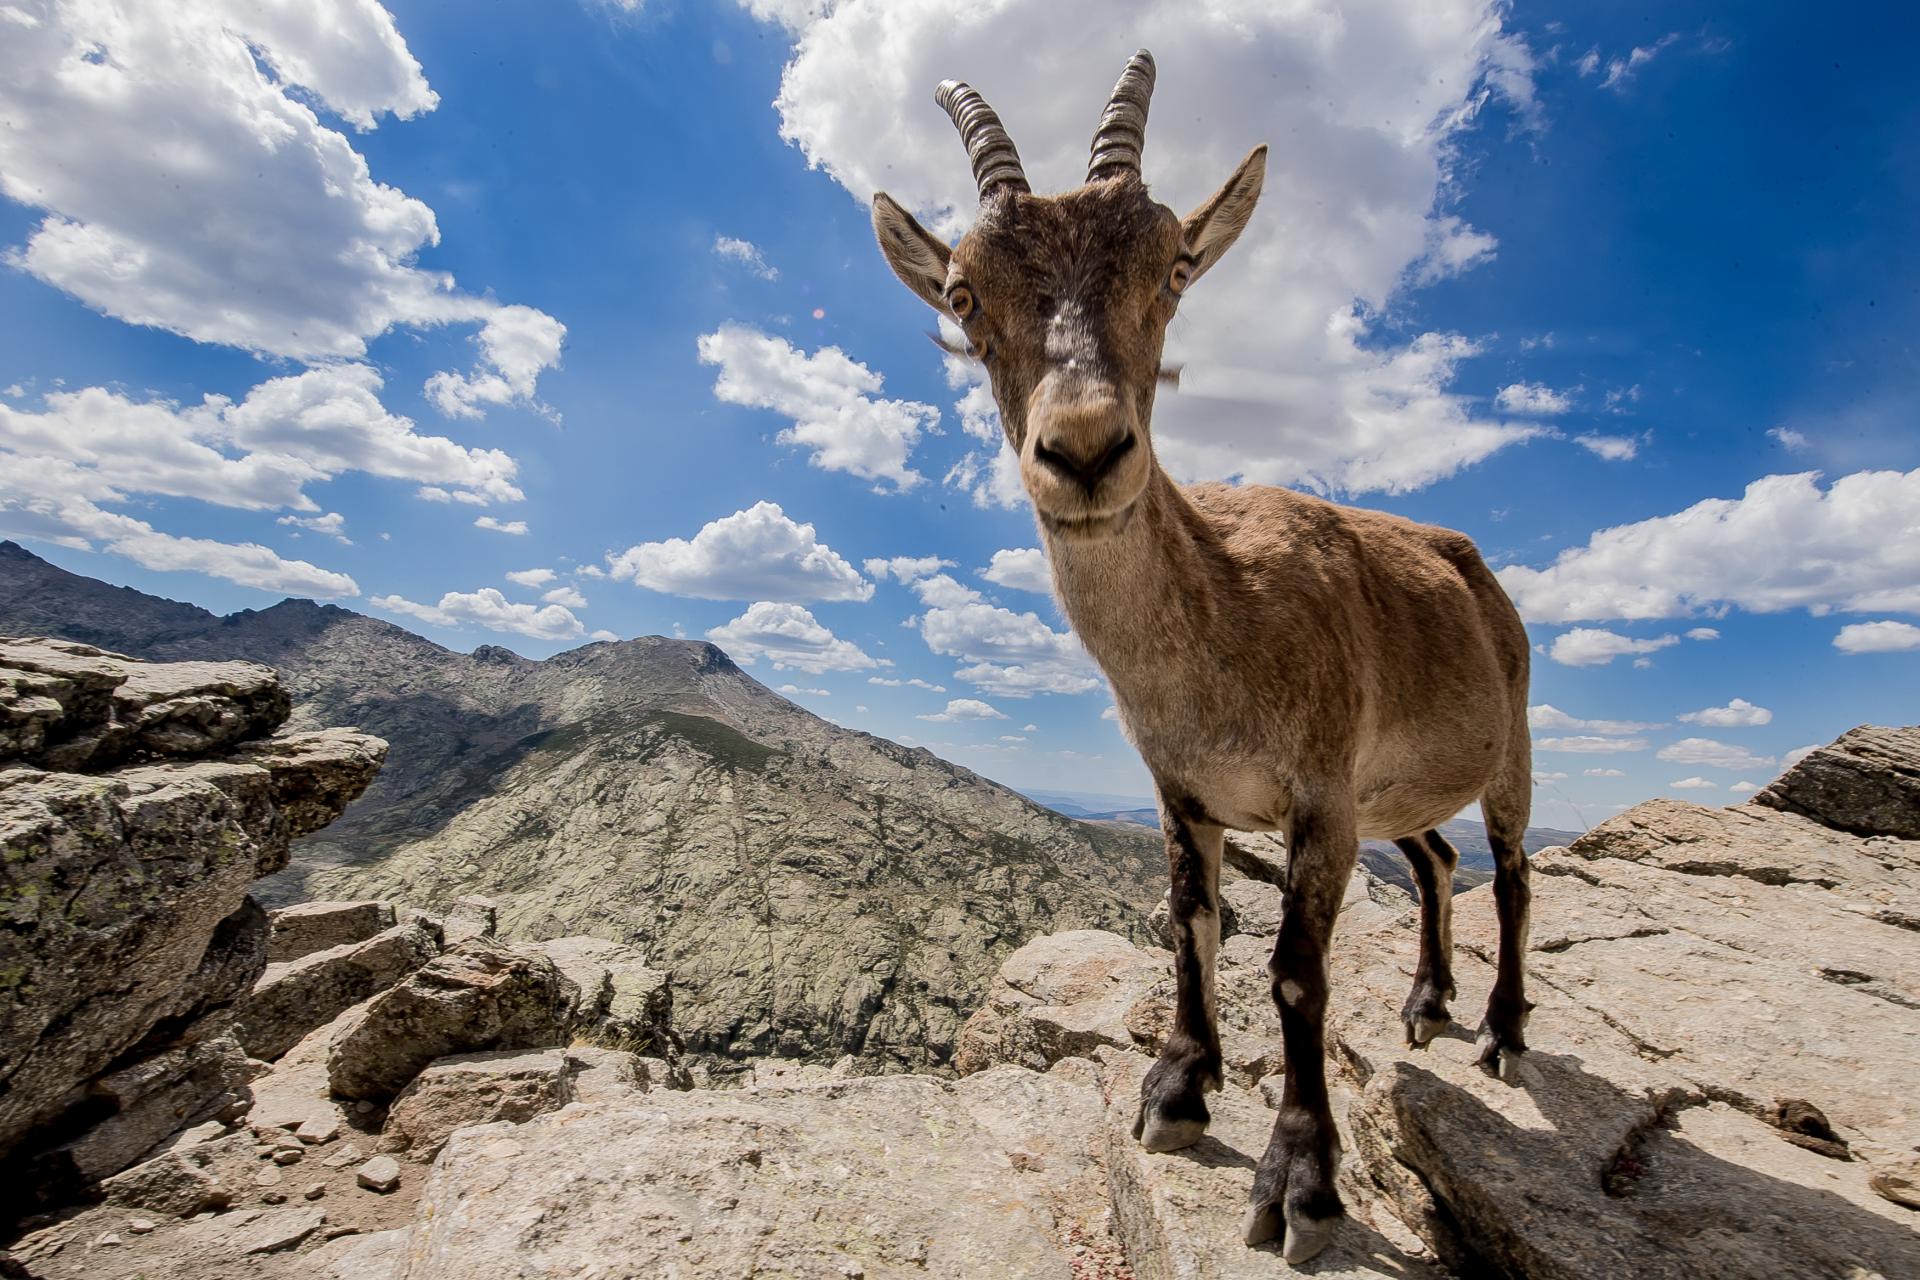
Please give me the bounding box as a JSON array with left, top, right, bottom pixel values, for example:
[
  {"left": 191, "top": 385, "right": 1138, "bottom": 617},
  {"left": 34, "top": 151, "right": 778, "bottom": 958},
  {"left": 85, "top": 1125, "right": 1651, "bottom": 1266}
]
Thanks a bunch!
[
  {"left": 935, "top": 79, "right": 1030, "bottom": 198},
  {"left": 1087, "top": 49, "right": 1156, "bottom": 183}
]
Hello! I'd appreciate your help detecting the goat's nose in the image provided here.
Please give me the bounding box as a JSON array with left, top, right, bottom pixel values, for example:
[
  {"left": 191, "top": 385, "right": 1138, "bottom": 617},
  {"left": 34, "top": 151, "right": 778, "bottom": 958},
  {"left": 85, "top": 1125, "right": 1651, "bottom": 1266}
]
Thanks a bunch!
[{"left": 1033, "top": 427, "right": 1136, "bottom": 492}]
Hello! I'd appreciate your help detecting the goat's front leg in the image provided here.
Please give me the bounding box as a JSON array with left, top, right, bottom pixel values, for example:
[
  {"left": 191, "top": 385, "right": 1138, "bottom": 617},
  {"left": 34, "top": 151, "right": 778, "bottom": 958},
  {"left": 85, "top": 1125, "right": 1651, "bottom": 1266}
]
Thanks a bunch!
[
  {"left": 1243, "top": 797, "right": 1356, "bottom": 1263},
  {"left": 1132, "top": 790, "right": 1224, "bottom": 1153}
]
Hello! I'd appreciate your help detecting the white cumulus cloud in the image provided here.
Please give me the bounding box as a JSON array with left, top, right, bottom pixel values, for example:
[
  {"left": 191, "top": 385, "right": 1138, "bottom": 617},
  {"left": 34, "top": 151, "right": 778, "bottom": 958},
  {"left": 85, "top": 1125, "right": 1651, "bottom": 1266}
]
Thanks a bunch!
[
  {"left": 474, "top": 516, "right": 529, "bottom": 535},
  {"left": 713, "top": 234, "right": 779, "bottom": 280},
  {"left": 1656, "top": 738, "right": 1776, "bottom": 772},
  {"left": 698, "top": 324, "right": 937, "bottom": 492},
  {"left": 904, "top": 572, "right": 1101, "bottom": 697},
  {"left": 1528, "top": 704, "right": 1662, "bottom": 734},
  {"left": 1536, "top": 735, "right": 1649, "bottom": 754},
  {"left": 1668, "top": 777, "right": 1717, "bottom": 790},
  {"left": 609, "top": 501, "right": 872, "bottom": 602},
  {"left": 917, "top": 698, "right": 1008, "bottom": 723},
  {"left": 0, "top": 0, "right": 560, "bottom": 400},
  {"left": 980, "top": 548, "right": 1053, "bottom": 595},
  {"left": 1574, "top": 433, "right": 1641, "bottom": 461},
  {"left": 1495, "top": 382, "right": 1573, "bottom": 415},
  {"left": 277, "top": 512, "right": 351, "bottom": 544},
  {"left": 1677, "top": 698, "right": 1772, "bottom": 728},
  {"left": 707, "top": 601, "right": 879, "bottom": 673},
  {"left": 424, "top": 305, "right": 567, "bottom": 420},
  {"left": 753, "top": 0, "right": 1543, "bottom": 496},
  {"left": 1499, "top": 469, "right": 1920, "bottom": 624},
  {"left": 865, "top": 555, "right": 954, "bottom": 583},
  {"left": 868, "top": 676, "right": 947, "bottom": 692},
  {"left": 1547, "top": 629, "right": 1678, "bottom": 668},
  {"left": 1834, "top": 620, "right": 1920, "bottom": 654},
  {"left": 506, "top": 568, "right": 557, "bottom": 587},
  {"left": 542, "top": 585, "right": 587, "bottom": 608},
  {"left": 372, "top": 587, "right": 586, "bottom": 641}
]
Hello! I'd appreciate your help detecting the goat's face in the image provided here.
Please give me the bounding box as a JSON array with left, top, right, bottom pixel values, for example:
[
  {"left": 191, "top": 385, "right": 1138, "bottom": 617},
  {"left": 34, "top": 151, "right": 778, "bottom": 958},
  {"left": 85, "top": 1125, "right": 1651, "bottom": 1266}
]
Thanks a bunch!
[{"left": 870, "top": 52, "right": 1265, "bottom": 542}]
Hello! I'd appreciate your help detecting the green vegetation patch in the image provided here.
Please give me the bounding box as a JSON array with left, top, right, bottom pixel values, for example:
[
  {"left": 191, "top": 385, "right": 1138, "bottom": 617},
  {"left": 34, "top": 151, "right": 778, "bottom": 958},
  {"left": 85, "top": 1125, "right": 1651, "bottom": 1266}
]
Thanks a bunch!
[{"left": 524, "top": 711, "right": 780, "bottom": 773}]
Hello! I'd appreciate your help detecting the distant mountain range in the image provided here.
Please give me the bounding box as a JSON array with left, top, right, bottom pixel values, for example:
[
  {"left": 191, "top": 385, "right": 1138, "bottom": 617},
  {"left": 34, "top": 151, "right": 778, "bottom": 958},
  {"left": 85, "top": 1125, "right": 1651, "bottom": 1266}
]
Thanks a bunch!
[
  {"left": 1018, "top": 767, "right": 1582, "bottom": 895},
  {"left": 0, "top": 541, "right": 1163, "bottom": 1069}
]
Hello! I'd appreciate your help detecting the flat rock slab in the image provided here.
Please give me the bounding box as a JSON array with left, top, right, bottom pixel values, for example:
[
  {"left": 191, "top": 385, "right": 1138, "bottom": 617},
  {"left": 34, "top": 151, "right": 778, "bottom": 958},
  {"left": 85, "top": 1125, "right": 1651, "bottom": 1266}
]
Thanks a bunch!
[
  {"left": 953, "top": 929, "right": 1170, "bottom": 1074},
  {"left": 268, "top": 900, "right": 397, "bottom": 964},
  {"left": 311, "top": 1227, "right": 412, "bottom": 1279},
  {"left": 381, "top": 1048, "right": 574, "bottom": 1160},
  {"left": 1355, "top": 1054, "right": 1920, "bottom": 1279},
  {"left": 404, "top": 1074, "right": 1098, "bottom": 1278},
  {"left": 0, "top": 636, "right": 289, "bottom": 770}
]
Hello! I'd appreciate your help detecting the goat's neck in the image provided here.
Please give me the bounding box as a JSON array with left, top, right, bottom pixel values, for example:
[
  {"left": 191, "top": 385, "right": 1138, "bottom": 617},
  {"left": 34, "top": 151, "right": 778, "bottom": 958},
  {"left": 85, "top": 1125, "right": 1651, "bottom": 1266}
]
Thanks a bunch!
[{"left": 1043, "top": 465, "right": 1213, "bottom": 682}]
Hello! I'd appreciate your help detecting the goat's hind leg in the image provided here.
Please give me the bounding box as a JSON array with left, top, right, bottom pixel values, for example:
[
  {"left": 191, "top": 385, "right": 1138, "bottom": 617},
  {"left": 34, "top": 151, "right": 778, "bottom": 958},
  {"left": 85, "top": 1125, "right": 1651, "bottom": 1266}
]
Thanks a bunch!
[
  {"left": 1477, "top": 778, "right": 1535, "bottom": 1081},
  {"left": 1133, "top": 792, "right": 1224, "bottom": 1152},
  {"left": 1394, "top": 830, "right": 1458, "bottom": 1046}
]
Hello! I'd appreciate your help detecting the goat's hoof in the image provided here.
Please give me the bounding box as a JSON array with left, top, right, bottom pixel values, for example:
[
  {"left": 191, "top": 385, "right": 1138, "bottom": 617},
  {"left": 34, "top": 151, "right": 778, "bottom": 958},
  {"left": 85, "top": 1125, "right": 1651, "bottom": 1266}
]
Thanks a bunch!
[
  {"left": 1474, "top": 1027, "right": 1529, "bottom": 1083},
  {"left": 1247, "top": 1110, "right": 1343, "bottom": 1259},
  {"left": 1400, "top": 980, "right": 1453, "bottom": 1048},
  {"left": 1134, "top": 1049, "right": 1216, "bottom": 1152},
  {"left": 1476, "top": 997, "right": 1534, "bottom": 1083},
  {"left": 1405, "top": 1012, "right": 1449, "bottom": 1048},
  {"left": 1241, "top": 1196, "right": 1341, "bottom": 1261},
  {"left": 1138, "top": 1113, "right": 1208, "bottom": 1153}
]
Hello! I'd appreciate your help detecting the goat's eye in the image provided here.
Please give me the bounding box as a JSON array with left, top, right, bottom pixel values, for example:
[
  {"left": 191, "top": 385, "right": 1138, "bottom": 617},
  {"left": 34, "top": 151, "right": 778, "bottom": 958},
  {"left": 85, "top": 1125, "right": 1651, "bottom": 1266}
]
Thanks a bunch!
[
  {"left": 968, "top": 332, "right": 989, "bottom": 361},
  {"left": 1168, "top": 260, "right": 1194, "bottom": 295},
  {"left": 949, "top": 285, "right": 975, "bottom": 320}
]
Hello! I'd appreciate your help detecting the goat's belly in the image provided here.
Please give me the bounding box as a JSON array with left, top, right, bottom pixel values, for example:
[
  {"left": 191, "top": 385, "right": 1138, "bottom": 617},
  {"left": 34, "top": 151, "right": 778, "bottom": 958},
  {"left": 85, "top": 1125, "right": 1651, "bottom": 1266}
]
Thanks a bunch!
[
  {"left": 1352, "top": 745, "right": 1488, "bottom": 840},
  {"left": 1183, "top": 765, "right": 1290, "bottom": 832}
]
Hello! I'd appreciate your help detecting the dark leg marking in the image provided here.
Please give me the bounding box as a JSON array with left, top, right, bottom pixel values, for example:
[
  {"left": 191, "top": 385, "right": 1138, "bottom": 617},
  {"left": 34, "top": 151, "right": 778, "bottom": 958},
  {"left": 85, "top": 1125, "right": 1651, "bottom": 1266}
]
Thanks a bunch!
[
  {"left": 1478, "top": 830, "right": 1534, "bottom": 1079},
  {"left": 1393, "top": 829, "right": 1458, "bottom": 1046},
  {"left": 1243, "top": 802, "right": 1354, "bottom": 1264},
  {"left": 1133, "top": 791, "right": 1223, "bottom": 1153}
]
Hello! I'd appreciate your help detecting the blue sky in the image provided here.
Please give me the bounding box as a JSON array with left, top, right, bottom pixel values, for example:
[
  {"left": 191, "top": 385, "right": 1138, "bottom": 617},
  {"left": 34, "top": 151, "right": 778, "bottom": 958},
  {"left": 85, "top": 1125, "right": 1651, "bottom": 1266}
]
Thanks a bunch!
[{"left": 1, "top": 1, "right": 1915, "bottom": 826}]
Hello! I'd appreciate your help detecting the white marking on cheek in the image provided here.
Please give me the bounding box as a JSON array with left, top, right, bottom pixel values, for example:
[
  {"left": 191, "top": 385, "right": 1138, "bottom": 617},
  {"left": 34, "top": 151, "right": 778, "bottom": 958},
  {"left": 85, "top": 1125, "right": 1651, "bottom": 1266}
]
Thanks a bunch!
[{"left": 1280, "top": 980, "right": 1305, "bottom": 1006}]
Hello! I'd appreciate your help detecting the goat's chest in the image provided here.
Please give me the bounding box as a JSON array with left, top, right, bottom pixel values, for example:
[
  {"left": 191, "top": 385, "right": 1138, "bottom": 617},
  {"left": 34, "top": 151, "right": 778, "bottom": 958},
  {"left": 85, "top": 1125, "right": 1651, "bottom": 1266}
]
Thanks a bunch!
[{"left": 1113, "top": 691, "right": 1295, "bottom": 832}]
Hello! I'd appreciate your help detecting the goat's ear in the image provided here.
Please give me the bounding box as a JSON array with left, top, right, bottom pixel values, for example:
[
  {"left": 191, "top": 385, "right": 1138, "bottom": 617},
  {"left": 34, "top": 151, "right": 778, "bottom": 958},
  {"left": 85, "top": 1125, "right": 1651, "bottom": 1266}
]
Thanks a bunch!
[
  {"left": 871, "top": 192, "right": 953, "bottom": 310},
  {"left": 1179, "top": 144, "right": 1266, "bottom": 287}
]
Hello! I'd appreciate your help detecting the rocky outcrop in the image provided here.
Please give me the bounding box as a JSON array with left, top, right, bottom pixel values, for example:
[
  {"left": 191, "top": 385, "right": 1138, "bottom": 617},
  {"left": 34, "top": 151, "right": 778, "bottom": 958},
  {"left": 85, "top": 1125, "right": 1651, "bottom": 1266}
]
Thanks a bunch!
[
  {"left": 1754, "top": 723, "right": 1920, "bottom": 839},
  {"left": 238, "top": 918, "right": 444, "bottom": 1061},
  {"left": 526, "top": 935, "right": 674, "bottom": 1053},
  {"left": 324, "top": 940, "right": 579, "bottom": 1101},
  {"left": 0, "top": 639, "right": 384, "bottom": 1199},
  {"left": 4, "top": 909, "right": 684, "bottom": 1276},
  {"left": 0, "top": 636, "right": 290, "bottom": 771},
  {"left": 952, "top": 725, "right": 1920, "bottom": 1277},
  {"left": 380, "top": 1048, "right": 618, "bottom": 1161}
]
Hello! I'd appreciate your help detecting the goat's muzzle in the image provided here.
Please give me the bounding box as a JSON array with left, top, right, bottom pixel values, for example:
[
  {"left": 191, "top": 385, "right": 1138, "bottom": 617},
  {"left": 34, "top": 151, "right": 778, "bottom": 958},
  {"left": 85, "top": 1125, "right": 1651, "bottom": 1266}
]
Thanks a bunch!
[{"left": 1021, "top": 385, "right": 1150, "bottom": 541}]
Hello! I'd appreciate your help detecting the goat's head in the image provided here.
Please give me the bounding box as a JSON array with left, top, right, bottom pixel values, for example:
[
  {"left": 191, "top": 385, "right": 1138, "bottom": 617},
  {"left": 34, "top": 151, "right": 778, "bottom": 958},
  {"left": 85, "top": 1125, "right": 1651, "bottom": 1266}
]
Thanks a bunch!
[{"left": 871, "top": 51, "right": 1265, "bottom": 541}]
